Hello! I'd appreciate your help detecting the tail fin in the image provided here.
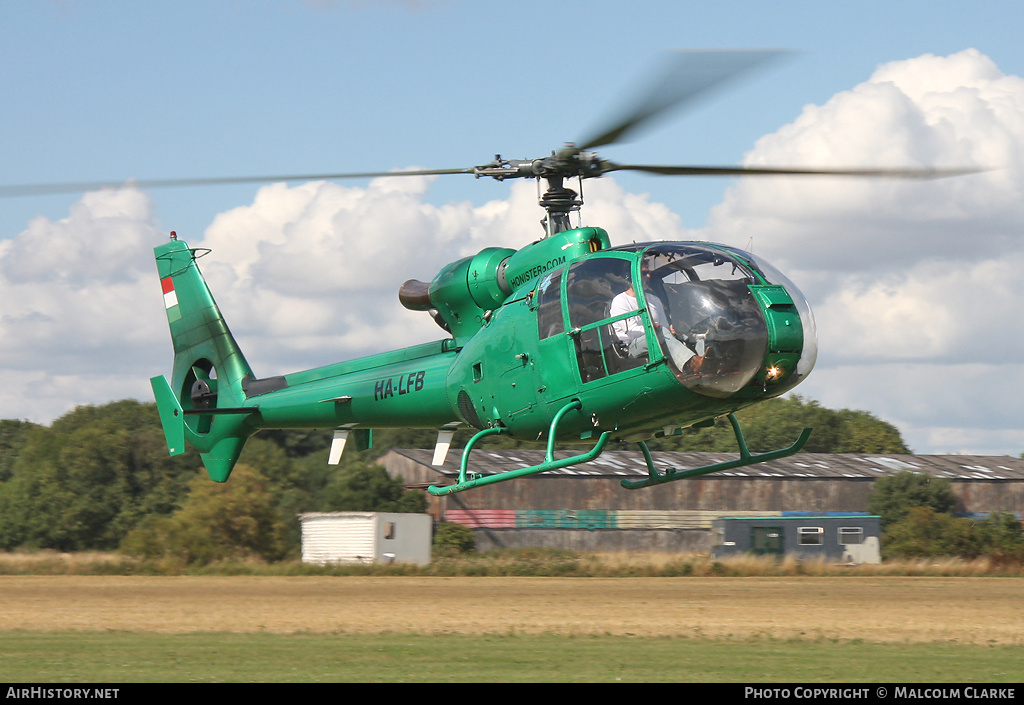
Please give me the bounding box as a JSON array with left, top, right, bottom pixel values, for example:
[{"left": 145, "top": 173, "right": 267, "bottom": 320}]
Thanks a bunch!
[{"left": 150, "top": 235, "right": 257, "bottom": 482}]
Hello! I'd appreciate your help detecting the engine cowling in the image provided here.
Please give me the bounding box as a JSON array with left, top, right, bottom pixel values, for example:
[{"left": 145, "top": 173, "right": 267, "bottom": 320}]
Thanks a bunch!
[{"left": 399, "top": 227, "right": 612, "bottom": 346}]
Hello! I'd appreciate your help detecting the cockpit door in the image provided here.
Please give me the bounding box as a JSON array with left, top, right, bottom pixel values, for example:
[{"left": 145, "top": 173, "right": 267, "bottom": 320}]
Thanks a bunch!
[{"left": 563, "top": 256, "right": 652, "bottom": 384}]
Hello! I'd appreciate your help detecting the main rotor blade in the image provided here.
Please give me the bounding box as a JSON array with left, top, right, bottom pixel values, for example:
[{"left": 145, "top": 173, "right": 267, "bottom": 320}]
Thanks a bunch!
[
  {"left": 0, "top": 167, "right": 476, "bottom": 198},
  {"left": 576, "top": 49, "right": 789, "bottom": 152},
  {"left": 602, "top": 163, "right": 986, "bottom": 179}
]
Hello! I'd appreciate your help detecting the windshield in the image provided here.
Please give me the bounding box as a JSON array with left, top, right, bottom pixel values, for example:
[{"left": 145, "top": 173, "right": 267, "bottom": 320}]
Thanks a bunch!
[{"left": 640, "top": 244, "right": 768, "bottom": 397}]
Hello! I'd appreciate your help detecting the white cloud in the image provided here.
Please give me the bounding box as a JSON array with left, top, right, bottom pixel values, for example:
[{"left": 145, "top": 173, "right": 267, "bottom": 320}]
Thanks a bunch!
[
  {"left": 0, "top": 188, "right": 166, "bottom": 420},
  {"left": 0, "top": 188, "right": 166, "bottom": 370},
  {"left": 707, "top": 51, "right": 1024, "bottom": 274}
]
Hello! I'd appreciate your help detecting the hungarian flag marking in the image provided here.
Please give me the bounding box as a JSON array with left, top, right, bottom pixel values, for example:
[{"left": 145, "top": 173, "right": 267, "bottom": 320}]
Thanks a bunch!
[{"left": 161, "top": 277, "right": 181, "bottom": 323}]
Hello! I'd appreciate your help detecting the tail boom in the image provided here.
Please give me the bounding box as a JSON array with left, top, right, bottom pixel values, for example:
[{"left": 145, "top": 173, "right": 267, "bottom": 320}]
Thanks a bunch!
[{"left": 151, "top": 236, "right": 460, "bottom": 481}]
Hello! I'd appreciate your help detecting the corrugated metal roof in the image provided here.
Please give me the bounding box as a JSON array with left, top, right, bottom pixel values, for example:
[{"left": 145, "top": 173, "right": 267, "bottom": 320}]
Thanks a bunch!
[{"left": 391, "top": 449, "right": 1024, "bottom": 481}]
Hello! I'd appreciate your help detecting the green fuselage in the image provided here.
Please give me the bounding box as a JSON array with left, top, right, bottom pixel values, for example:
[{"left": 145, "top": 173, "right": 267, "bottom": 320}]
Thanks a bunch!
[
  {"left": 152, "top": 228, "right": 816, "bottom": 480},
  {"left": 226, "top": 228, "right": 816, "bottom": 444}
]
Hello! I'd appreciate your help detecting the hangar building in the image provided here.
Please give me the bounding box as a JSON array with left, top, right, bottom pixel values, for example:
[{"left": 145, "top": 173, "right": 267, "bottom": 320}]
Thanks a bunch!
[{"left": 380, "top": 449, "right": 1024, "bottom": 554}]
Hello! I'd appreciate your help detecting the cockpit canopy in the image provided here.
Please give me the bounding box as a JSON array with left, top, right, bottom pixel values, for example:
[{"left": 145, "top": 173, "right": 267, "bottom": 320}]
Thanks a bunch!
[
  {"left": 543, "top": 241, "right": 816, "bottom": 399},
  {"left": 637, "top": 244, "right": 763, "bottom": 396}
]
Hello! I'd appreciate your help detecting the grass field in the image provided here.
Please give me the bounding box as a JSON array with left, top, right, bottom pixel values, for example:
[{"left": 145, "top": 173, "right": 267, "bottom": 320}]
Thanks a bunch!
[
  {"left": 2, "top": 632, "right": 1022, "bottom": 683},
  {"left": 0, "top": 574, "right": 1022, "bottom": 682}
]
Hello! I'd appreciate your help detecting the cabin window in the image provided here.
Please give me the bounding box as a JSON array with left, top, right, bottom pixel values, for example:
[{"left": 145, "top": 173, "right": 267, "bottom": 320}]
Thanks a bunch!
[
  {"left": 839, "top": 527, "right": 864, "bottom": 545},
  {"left": 566, "top": 257, "right": 633, "bottom": 329},
  {"left": 564, "top": 257, "right": 648, "bottom": 382},
  {"left": 798, "top": 526, "right": 823, "bottom": 545},
  {"left": 535, "top": 269, "right": 564, "bottom": 339}
]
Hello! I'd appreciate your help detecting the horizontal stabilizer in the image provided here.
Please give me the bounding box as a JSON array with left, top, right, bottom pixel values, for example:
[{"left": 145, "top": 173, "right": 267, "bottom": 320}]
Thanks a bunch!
[{"left": 150, "top": 375, "right": 185, "bottom": 456}]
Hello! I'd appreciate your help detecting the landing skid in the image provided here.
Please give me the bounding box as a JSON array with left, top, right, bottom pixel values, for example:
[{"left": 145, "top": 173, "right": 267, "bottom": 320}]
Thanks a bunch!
[
  {"left": 426, "top": 403, "right": 810, "bottom": 495},
  {"left": 620, "top": 413, "right": 812, "bottom": 489}
]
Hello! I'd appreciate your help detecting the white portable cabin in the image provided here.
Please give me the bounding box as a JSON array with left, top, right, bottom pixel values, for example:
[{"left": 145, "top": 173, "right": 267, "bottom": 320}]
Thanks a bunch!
[{"left": 299, "top": 512, "right": 432, "bottom": 566}]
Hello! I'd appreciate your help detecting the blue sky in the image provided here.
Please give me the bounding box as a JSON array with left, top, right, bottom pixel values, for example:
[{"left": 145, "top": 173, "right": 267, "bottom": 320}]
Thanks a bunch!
[{"left": 2, "top": 1, "right": 1024, "bottom": 456}]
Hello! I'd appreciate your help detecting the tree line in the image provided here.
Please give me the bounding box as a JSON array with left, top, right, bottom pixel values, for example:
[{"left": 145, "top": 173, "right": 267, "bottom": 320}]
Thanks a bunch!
[
  {"left": 868, "top": 471, "right": 1024, "bottom": 561},
  {"left": 0, "top": 395, "right": 936, "bottom": 563},
  {"left": 0, "top": 401, "right": 424, "bottom": 561}
]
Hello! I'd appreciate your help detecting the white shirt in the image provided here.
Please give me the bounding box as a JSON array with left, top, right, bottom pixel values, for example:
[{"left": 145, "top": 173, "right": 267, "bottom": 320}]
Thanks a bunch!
[{"left": 610, "top": 289, "right": 643, "bottom": 342}]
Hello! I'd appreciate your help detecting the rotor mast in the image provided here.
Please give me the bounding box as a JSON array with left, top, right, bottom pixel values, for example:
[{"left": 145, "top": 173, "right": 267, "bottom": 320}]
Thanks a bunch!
[
  {"left": 472, "top": 147, "right": 604, "bottom": 237},
  {"left": 538, "top": 173, "right": 581, "bottom": 237}
]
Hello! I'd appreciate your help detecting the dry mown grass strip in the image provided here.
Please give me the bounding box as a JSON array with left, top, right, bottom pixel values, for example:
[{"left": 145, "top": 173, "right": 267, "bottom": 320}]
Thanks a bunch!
[{"left": 0, "top": 575, "right": 1021, "bottom": 645}]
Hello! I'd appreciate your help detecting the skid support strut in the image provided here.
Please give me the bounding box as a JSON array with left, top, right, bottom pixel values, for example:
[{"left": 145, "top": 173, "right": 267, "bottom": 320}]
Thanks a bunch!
[{"left": 427, "top": 400, "right": 611, "bottom": 496}]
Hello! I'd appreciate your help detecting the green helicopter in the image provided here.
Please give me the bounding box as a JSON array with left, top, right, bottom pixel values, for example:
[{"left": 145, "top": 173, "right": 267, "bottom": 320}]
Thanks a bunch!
[{"left": 136, "top": 51, "right": 974, "bottom": 494}]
